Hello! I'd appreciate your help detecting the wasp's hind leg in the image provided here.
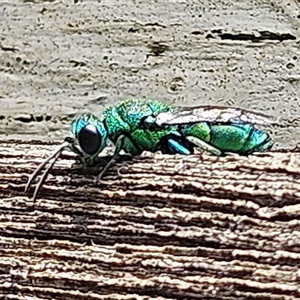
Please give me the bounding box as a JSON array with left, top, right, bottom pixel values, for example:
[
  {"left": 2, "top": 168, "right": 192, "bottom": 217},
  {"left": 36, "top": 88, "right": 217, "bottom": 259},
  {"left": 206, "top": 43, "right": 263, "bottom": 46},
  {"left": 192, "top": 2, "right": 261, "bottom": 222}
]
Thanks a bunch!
[
  {"left": 185, "top": 136, "right": 223, "bottom": 156},
  {"left": 223, "top": 152, "right": 240, "bottom": 157},
  {"left": 160, "top": 134, "right": 194, "bottom": 155},
  {"left": 166, "top": 139, "right": 191, "bottom": 155}
]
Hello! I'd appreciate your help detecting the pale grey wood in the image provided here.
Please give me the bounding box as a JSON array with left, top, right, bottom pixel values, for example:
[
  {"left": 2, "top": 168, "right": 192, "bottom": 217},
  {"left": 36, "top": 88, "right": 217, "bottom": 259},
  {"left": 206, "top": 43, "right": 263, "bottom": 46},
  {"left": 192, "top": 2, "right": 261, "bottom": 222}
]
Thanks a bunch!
[{"left": 0, "top": 0, "right": 300, "bottom": 149}]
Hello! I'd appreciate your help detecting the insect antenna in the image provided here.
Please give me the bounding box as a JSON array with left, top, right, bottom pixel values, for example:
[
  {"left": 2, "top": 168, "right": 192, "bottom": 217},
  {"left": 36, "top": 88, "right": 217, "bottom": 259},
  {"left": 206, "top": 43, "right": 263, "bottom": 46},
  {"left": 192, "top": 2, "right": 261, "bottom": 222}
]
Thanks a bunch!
[
  {"left": 25, "top": 139, "right": 73, "bottom": 202},
  {"left": 31, "top": 148, "right": 62, "bottom": 202}
]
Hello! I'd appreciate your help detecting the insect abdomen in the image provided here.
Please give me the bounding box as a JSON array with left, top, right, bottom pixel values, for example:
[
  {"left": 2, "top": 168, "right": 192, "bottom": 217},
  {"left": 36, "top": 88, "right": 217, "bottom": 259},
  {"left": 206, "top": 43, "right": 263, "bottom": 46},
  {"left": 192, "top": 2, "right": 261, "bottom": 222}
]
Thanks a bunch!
[
  {"left": 238, "top": 125, "right": 273, "bottom": 154},
  {"left": 211, "top": 124, "right": 273, "bottom": 154},
  {"left": 183, "top": 123, "right": 272, "bottom": 155}
]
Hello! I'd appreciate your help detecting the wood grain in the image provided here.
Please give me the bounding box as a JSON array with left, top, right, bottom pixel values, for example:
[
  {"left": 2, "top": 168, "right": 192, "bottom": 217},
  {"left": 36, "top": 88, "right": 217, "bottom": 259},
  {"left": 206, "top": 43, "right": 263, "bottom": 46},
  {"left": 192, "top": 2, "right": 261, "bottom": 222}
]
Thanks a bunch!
[
  {"left": 2, "top": 0, "right": 300, "bottom": 298},
  {"left": 1, "top": 0, "right": 300, "bottom": 149},
  {"left": 1, "top": 140, "right": 300, "bottom": 299}
]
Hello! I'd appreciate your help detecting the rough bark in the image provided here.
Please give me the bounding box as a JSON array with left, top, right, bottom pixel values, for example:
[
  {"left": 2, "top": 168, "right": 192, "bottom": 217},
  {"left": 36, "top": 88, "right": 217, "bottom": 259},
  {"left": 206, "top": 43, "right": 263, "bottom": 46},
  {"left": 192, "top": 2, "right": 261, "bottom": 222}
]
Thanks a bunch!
[{"left": 1, "top": 140, "right": 300, "bottom": 299}]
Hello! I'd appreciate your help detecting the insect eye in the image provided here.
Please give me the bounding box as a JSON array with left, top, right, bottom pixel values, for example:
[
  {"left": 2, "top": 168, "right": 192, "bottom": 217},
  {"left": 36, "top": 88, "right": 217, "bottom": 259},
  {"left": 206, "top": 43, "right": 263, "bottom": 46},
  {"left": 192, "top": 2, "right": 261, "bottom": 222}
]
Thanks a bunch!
[{"left": 78, "top": 124, "right": 101, "bottom": 155}]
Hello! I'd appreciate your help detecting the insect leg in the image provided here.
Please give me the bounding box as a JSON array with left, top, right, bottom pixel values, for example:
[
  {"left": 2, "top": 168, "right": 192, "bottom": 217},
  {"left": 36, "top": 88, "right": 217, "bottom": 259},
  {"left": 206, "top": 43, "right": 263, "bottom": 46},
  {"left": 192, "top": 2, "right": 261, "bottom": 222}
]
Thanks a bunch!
[
  {"left": 96, "top": 135, "right": 125, "bottom": 181},
  {"left": 223, "top": 152, "right": 240, "bottom": 157},
  {"left": 185, "top": 136, "right": 222, "bottom": 156},
  {"left": 167, "top": 139, "right": 192, "bottom": 155}
]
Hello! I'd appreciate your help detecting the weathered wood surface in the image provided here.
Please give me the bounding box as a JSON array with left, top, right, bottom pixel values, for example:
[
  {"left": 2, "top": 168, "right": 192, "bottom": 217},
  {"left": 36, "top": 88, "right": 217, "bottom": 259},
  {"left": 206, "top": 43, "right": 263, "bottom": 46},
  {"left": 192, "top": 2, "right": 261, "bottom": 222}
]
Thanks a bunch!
[
  {"left": 1, "top": 0, "right": 300, "bottom": 148},
  {"left": 2, "top": 0, "right": 300, "bottom": 299},
  {"left": 1, "top": 140, "right": 300, "bottom": 299}
]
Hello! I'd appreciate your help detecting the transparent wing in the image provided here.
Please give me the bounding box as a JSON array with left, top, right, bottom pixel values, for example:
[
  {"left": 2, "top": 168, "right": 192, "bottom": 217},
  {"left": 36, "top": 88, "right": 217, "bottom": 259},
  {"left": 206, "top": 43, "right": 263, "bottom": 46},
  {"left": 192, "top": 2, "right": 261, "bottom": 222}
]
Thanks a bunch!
[{"left": 155, "top": 105, "right": 279, "bottom": 126}]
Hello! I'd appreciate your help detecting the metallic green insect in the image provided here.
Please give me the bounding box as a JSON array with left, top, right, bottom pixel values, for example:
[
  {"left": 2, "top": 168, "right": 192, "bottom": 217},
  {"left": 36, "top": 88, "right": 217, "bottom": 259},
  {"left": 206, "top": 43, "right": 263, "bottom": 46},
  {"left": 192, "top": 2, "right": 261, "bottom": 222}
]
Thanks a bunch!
[
  {"left": 154, "top": 105, "right": 276, "bottom": 156},
  {"left": 25, "top": 99, "right": 274, "bottom": 201}
]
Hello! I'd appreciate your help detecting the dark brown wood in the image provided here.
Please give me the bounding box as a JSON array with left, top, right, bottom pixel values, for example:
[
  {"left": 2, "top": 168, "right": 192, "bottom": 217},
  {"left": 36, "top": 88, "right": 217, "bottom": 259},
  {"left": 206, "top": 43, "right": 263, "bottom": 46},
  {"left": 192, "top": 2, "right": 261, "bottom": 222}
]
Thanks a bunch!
[
  {"left": 1, "top": 140, "right": 300, "bottom": 299},
  {"left": 1, "top": 0, "right": 300, "bottom": 152}
]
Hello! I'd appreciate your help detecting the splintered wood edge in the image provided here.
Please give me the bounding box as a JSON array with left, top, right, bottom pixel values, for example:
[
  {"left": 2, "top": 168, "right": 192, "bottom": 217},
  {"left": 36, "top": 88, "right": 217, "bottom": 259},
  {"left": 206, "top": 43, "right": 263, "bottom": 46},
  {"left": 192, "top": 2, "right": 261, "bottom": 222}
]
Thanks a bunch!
[{"left": 1, "top": 141, "right": 300, "bottom": 299}]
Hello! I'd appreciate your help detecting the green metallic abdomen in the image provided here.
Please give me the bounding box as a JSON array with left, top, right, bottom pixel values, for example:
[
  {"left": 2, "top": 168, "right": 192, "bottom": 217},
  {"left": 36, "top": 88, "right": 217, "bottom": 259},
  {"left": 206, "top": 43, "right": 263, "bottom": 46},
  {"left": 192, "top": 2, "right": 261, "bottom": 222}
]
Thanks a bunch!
[
  {"left": 209, "top": 124, "right": 256, "bottom": 152},
  {"left": 182, "top": 123, "right": 272, "bottom": 154}
]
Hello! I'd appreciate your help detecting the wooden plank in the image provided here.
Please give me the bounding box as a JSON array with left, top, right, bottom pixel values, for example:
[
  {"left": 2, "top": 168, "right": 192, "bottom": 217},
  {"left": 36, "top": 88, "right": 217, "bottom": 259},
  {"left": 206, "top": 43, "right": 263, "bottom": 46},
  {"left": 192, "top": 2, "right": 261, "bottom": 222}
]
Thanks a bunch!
[
  {"left": 1, "top": 140, "right": 300, "bottom": 299},
  {"left": 2, "top": 0, "right": 300, "bottom": 298},
  {"left": 0, "top": 0, "right": 300, "bottom": 148}
]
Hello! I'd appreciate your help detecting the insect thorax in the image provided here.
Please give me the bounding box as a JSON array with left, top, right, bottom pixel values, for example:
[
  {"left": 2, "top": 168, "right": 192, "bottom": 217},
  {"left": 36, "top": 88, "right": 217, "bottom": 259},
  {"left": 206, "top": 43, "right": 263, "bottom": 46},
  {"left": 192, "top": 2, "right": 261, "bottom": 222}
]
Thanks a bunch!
[{"left": 103, "top": 99, "right": 179, "bottom": 155}]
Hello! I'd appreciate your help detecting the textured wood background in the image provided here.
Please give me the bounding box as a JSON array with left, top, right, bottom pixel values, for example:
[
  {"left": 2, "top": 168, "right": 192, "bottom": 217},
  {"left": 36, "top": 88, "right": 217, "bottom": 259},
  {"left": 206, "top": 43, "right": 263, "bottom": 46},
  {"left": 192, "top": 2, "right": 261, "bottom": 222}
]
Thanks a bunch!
[
  {"left": 2, "top": 141, "right": 300, "bottom": 299},
  {"left": 1, "top": 0, "right": 300, "bottom": 299}
]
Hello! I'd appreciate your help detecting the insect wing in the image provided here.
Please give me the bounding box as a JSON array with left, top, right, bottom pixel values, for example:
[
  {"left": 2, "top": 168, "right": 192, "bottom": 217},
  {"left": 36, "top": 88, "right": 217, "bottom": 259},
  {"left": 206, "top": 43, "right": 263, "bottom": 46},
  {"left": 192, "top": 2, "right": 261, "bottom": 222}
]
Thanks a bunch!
[{"left": 156, "top": 106, "right": 279, "bottom": 126}]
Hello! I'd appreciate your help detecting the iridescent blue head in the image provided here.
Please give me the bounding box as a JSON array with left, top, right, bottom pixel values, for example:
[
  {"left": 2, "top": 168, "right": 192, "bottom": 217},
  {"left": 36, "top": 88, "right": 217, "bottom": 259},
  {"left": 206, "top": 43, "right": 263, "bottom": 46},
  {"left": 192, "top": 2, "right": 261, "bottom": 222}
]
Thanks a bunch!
[{"left": 71, "top": 113, "right": 108, "bottom": 163}]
